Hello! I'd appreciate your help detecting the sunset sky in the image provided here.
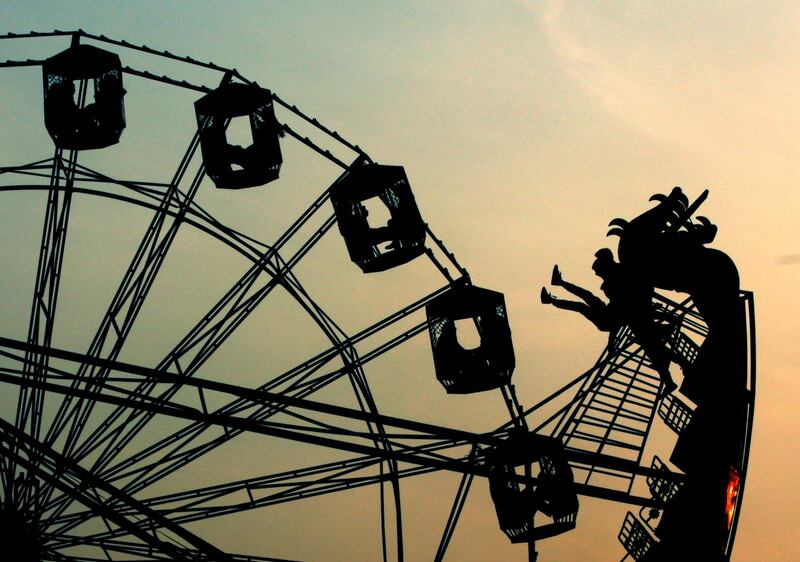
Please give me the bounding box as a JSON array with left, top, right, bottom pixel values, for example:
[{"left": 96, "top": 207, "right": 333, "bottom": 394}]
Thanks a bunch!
[{"left": 0, "top": 2, "right": 797, "bottom": 560}]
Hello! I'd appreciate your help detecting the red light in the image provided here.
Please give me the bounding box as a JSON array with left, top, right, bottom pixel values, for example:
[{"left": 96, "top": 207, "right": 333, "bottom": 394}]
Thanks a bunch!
[{"left": 725, "top": 466, "right": 741, "bottom": 530}]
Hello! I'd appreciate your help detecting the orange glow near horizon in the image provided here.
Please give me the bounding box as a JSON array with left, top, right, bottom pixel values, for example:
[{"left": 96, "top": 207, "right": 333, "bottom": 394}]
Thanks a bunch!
[{"left": 726, "top": 467, "right": 742, "bottom": 531}]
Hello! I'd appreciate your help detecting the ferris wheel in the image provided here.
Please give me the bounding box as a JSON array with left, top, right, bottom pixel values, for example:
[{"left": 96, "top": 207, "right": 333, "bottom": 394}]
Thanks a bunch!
[{"left": 0, "top": 31, "right": 755, "bottom": 562}]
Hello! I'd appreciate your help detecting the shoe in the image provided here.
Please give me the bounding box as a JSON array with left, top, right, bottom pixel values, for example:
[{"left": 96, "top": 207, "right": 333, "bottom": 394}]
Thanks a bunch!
[
  {"left": 540, "top": 287, "right": 553, "bottom": 304},
  {"left": 551, "top": 265, "right": 562, "bottom": 286}
]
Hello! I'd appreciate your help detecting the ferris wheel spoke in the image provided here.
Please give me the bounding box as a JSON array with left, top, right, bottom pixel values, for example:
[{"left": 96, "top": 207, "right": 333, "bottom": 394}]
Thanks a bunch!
[
  {"left": 253, "top": 281, "right": 451, "bottom": 401},
  {"left": 15, "top": 149, "right": 74, "bottom": 436},
  {"left": 50, "top": 435, "right": 461, "bottom": 542},
  {"left": 65, "top": 260, "right": 282, "bottom": 467},
  {"left": 59, "top": 216, "right": 335, "bottom": 487},
  {"left": 8, "top": 147, "right": 78, "bottom": 510},
  {"left": 270, "top": 276, "right": 426, "bottom": 561},
  {"left": 42, "top": 546, "right": 168, "bottom": 562},
  {"left": 47, "top": 534, "right": 301, "bottom": 562},
  {"left": 94, "top": 298, "right": 438, "bottom": 494},
  {"left": 53, "top": 454, "right": 405, "bottom": 533},
  {"left": 277, "top": 269, "right": 411, "bottom": 561},
  {"left": 54, "top": 171, "right": 340, "bottom": 479},
  {"left": 78, "top": 348, "right": 393, "bottom": 499},
  {"left": 281, "top": 319, "right": 430, "bottom": 398},
  {"left": 63, "top": 461, "right": 436, "bottom": 547},
  {"left": 42, "top": 129, "right": 206, "bottom": 462},
  {"left": 50, "top": 454, "right": 380, "bottom": 529},
  {"left": 1, "top": 160, "right": 269, "bottom": 262},
  {"left": 70, "top": 159, "right": 277, "bottom": 263},
  {"left": 44, "top": 539, "right": 178, "bottom": 561},
  {"left": 15, "top": 72, "right": 95, "bottom": 456},
  {"left": 0, "top": 325, "right": 470, "bottom": 524},
  {"left": 434, "top": 467, "right": 475, "bottom": 562},
  {"left": 69, "top": 161, "right": 175, "bottom": 201},
  {"left": 3, "top": 276, "right": 439, "bottom": 524},
  {"left": 102, "top": 403, "right": 462, "bottom": 509},
  {"left": 0, "top": 157, "right": 58, "bottom": 180},
  {"left": 13, "top": 365, "right": 469, "bottom": 530},
  {"left": 92, "top": 284, "right": 446, "bottom": 497},
  {"left": 0, "top": 338, "right": 487, "bottom": 464},
  {"left": 0, "top": 417, "right": 235, "bottom": 562}
]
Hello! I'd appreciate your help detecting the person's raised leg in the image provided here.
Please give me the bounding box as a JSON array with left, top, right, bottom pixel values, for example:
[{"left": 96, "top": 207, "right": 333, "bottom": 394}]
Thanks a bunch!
[{"left": 551, "top": 265, "right": 562, "bottom": 286}]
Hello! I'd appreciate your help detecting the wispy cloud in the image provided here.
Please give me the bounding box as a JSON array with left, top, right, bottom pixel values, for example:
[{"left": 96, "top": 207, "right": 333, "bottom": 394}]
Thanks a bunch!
[
  {"left": 531, "top": 0, "right": 710, "bottom": 152},
  {"left": 516, "top": 0, "right": 800, "bottom": 164},
  {"left": 776, "top": 254, "right": 800, "bottom": 265}
]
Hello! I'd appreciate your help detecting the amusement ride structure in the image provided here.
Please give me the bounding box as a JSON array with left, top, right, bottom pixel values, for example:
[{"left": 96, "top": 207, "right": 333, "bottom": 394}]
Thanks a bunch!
[{"left": 0, "top": 31, "right": 755, "bottom": 562}]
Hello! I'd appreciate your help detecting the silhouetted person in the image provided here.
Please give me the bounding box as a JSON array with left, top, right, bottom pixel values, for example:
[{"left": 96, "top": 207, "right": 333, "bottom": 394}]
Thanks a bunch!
[
  {"left": 542, "top": 249, "right": 676, "bottom": 395},
  {"left": 357, "top": 205, "right": 404, "bottom": 251},
  {"left": 49, "top": 80, "right": 79, "bottom": 131},
  {"left": 226, "top": 143, "right": 260, "bottom": 170},
  {"left": 541, "top": 263, "right": 613, "bottom": 332},
  {"left": 93, "top": 81, "right": 126, "bottom": 127}
]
